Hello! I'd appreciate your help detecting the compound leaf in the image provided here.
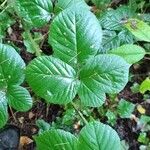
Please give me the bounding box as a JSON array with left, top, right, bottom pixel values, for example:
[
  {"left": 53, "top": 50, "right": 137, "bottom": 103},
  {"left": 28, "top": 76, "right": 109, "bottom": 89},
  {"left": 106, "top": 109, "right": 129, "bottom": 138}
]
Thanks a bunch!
[
  {"left": 0, "top": 44, "right": 32, "bottom": 128},
  {"left": 26, "top": 56, "right": 79, "bottom": 104}
]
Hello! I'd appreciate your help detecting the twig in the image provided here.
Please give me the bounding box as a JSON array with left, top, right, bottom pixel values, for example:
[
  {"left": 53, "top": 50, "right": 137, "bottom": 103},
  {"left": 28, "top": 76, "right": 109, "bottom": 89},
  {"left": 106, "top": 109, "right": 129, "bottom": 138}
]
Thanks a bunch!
[
  {"left": 40, "top": 32, "right": 49, "bottom": 48},
  {"left": 4, "top": 38, "right": 23, "bottom": 43},
  {"left": 9, "top": 105, "right": 17, "bottom": 123},
  {"left": 0, "top": 5, "right": 9, "bottom": 14},
  {"left": 71, "top": 102, "right": 88, "bottom": 125},
  {"left": 46, "top": 103, "right": 50, "bottom": 118},
  {"left": 0, "top": 0, "right": 7, "bottom": 8},
  {"left": 144, "top": 57, "right": 150, "bottom": 60}
]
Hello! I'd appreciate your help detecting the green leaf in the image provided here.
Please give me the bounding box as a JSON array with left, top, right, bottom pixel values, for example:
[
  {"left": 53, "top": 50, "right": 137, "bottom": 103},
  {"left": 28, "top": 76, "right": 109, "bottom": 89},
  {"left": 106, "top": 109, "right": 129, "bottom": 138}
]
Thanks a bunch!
[
  {"left": 35, "top": 129, "right": 78, "bottom": 150},
  {"left": 139, "top": 115, "right": 150, "bottom": 125},
  {"left": 78, "top": 84, "right": 106, "bottom": 107},
  {"left": 22, "top": 32, "right": 44, "bottom": 54},
  {"left": 109, "top": 44, "right": 145, "bottom": 64},
  {"left": 54, "top": 0, "right": 89, "bottom": 14},
  {"left": 49, "top": 7, "right": 102, "bottom": 68},
  {"left": 128, "top": 0, "right": 138, "bottom": 12},
  {"left": 0, "top": 44, "right": 32, "bottom": 128},
  {"left": 140, "top": 78, "right": 150, "bottom": 94},
  {"left": 15, "top": 0, "right": 53, "bottom": 27},
  {"left": 106, "top": 110, "right": 117, "bottom": 126},
  {"left": 36, "top": 119, "right": 51, "bottom": 134},
  {"left": 138, "top": 132, "right": 149, "bottom": 144},
  {"left": 26, "top": 56, "right": 79, "bottom": 104},
  {"left": 62, "top": 109, "right": 76, "bottom": 125},
  {"left": 139, "top": 13, "right": 150, "bottom": 23},
  {"left": 100, "top": 30, "right": 120, "bottom": 52},
  {"left": 0, "top": 12, "right": 15, "bottom": 40},
  {"left": 121, "top": 140, "right": 129, "bottom": 150},
  {"left": 35, "top": 121, "right": 121, "bottom": 150},
  {"left": 0, "top": 44, "right": 25, "bottom": 88},
  {"left": 117, "top": 99, "right": 135, "bottom": 118},
  {"left": 78, "top": 121, "right": 121, "bottom": 150},
  {"left": 78, "top": 54, "right": 129, "bottom": 107},
  {"left": 91, "top": 0, "right": 111, "bottom": 9},
  {"left": 7, "top": 85, "right": 32, "bottom": 111},
  {"left": 99, "top": 6, "right": 135, "bottom": 31},
  {"left": 0, "top": 91, "right": 8, "bottom": 128},
  {"left": 125, "top": 19, "right": 150, "bottom": 42},
  {"left": 118, "top": 29, "right": 134, "bottom": 45},
  {"left": 130, "top": 83, "right": 140, "bottom": 93}
]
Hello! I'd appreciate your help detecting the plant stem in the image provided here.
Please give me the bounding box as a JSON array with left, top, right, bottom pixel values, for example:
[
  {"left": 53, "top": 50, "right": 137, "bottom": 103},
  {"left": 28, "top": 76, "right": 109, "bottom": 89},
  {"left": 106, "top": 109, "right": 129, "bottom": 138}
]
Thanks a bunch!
[
  {"left": 9, "top": 105, "right": 17, "bottom": 123},
  {"left": 0, "top": 5, "right": 9, "bottom": 14},
  {"left": 71, "top": 102, "right": 88, "bottom": 125},
  {"left": 146, "top": 52, "right": 150, "bottom": 55},
  {"left": 46, "top": 103, "right": 50, "bottom": 118},
  {"left": 0, "top": 0, "right": 7, "bottom": 8},
  {"left": 25, "top": 29, "right": 42, "bottom": 57},
  {"left": 145, "top": 57, "right": 150, "bottom": 60}
]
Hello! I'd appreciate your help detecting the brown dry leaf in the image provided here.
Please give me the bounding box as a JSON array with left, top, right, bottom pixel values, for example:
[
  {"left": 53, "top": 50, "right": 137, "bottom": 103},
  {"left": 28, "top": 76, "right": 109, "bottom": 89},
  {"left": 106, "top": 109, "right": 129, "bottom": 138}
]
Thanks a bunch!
[
  {"left": 130, "top": 114, "right": 138, "bottom": 122},
  {"left": 20, "top": 136, "right": 33, "bottom": 147},
  {"left": 29, "top": 112, "right": 35, "bottom": 119},
  {"left": 31, "top": 128, "right": 37, "bottom": 134},
  {"left": 74, "top": 121, "right": 81, "bottom": 130},
  {"left": 18, "top": 117, "right": 24, "bottom": 124}
]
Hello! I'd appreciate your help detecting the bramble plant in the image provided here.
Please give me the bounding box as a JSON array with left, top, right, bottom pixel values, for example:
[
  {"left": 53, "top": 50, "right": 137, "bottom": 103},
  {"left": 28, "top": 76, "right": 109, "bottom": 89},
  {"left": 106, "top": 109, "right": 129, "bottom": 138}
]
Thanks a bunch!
[
  {"left": 0, "top": 44, "right": 32, "bottom": 128},
  {"left": 0, "top": 0, "right": 150, "bottom": 149}
]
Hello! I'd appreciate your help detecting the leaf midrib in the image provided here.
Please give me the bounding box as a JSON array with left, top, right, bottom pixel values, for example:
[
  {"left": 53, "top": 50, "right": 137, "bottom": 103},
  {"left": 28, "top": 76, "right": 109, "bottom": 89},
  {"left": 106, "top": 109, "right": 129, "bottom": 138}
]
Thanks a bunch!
[{"left": 29, "top": 72, "right": 76, "bottom": 80}]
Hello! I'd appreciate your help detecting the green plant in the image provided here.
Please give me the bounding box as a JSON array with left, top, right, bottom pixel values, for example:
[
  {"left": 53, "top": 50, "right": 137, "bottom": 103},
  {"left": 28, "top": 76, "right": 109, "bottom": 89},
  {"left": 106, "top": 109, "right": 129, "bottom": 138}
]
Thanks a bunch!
[
  {"left": 35, "top": 121, "right": 121, "bottom": 150},
  {"left": 140, "top": 77, "right": 150, "bottom": 94},
  {"left": 23, "top": 2, "right": 147, "bottom": 150},
  {"left": 0, "top": 44, "right": 32, "bottom": 128},
  {"left": 1, "top": 0, "right": 150, "bottom": 149},
  {"left": 117, "top": 99, "right": 135, "bottom": 118}
]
